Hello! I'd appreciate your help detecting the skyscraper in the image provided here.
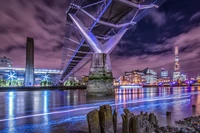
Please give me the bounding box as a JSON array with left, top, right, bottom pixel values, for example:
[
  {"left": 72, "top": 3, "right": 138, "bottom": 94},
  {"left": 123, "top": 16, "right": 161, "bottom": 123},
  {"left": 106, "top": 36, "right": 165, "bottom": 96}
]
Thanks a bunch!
[
  {"left": 173, "top": 46, "right": 181, "bottom": 81},
  {"left": 25, "top": 37, "right": 34, "bottom": 86}
]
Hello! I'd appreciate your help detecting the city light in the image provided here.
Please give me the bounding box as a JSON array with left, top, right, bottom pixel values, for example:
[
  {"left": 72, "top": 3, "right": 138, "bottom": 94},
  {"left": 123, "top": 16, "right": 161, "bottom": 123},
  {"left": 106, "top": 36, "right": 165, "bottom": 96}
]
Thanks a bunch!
[
  {"left": 8, "top": 72, "right": 16, "bottom": 80},
  {"left": 43, "top": 74, "right": 49, "bottom": 81}
]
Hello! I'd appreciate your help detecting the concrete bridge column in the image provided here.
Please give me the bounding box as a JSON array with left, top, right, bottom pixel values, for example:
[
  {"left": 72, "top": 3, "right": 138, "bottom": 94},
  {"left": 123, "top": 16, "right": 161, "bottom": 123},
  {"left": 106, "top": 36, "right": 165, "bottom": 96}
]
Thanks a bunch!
[{"left": 87, "top": 53, "right": 114, "bottom": 96}]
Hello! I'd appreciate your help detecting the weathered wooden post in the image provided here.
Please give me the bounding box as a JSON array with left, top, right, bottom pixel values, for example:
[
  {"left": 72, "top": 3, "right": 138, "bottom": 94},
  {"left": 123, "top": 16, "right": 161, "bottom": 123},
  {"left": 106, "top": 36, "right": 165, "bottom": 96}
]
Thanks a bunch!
[
  {"left": 121, "top": 109, "right": 158, "bottom": 133},
  {"left": 113, "top": 110, "right": 117, "bottom": 133},
  {"left": 121, "top": 108, "right": 134, "bottom": 133},
  {"left": 99, "top": 105, "right": 114, "bottom": 133},
  {"left": 87, "top": 105, "right": 117, "bottom": 133},
  {"left": 87, "top": 109, "right": 101, "bottom": 133}
]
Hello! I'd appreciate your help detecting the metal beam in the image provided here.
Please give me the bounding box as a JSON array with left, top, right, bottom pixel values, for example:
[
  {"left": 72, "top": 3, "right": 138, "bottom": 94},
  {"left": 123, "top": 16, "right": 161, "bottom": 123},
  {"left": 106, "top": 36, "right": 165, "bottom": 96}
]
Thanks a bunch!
[
  {"left": 69, "top": 14, "right": 103, "bottom": 53},
  {"left": 66, "top": 55, "right": 91, "bottom": 59},
  {"left": 64, "top": 37, "right": 89, "bottom": 47},
  {"left": 67, "top": 48, "right": 92, "bottom": 54},
  {"left": 82, "top": 1, "right": 104, "bottom": 9},
  {"left": 118, "top": 0, "right": 159, "bottom": 9},
  {"left": 70, "top": 4, "right": 137, "bottom": 28}
]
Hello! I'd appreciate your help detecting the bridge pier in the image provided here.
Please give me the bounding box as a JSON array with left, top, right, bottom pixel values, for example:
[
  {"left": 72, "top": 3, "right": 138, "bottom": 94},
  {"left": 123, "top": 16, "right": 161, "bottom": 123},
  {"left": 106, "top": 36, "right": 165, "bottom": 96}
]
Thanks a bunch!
[
  {"left": 68, "top": 14, "right": 128, "bottom": 96},
  {"left": 87, "top": 53, "right": 114, "bottom": 96}
]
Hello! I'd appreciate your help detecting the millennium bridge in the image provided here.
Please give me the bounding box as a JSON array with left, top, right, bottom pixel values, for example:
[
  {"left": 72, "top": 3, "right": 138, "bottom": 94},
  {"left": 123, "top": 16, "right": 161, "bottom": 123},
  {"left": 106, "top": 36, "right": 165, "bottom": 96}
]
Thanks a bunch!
[{"left": 59, "top": 0, "right": 166, "bottom": 95}]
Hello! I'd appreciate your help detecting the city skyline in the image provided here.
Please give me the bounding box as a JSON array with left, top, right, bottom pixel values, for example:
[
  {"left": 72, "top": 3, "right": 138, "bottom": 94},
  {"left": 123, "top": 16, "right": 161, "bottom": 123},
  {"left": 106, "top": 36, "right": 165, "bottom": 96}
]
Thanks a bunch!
[{"left": 0, "top": 0, "right": 200, "bottom": 78}]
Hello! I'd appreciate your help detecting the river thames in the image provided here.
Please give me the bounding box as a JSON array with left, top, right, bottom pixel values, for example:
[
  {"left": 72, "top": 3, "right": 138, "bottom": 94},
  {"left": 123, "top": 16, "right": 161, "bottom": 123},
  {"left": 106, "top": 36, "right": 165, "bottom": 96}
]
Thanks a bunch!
[{"left": 0, "top": 86, "right": 200, "bottom": 133}]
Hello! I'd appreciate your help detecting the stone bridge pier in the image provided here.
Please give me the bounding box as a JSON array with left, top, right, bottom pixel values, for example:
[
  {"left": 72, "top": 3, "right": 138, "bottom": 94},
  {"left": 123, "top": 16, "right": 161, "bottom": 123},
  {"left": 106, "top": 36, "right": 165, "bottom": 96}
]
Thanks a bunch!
[
  {"left": 69, "top": 14, "right": 128, "bottom": 96},
  {"left": 87, "top": 53, "right": 113, "bottom": 96}
]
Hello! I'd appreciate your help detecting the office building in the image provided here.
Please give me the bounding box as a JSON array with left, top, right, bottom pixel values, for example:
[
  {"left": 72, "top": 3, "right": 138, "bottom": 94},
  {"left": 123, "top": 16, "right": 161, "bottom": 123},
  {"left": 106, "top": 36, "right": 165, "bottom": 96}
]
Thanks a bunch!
[
  {"left": 143, "top": 68, "right": 157, "bottom": 84},
  {"left": 179, "top": 73, "right": 186, "bottom": 81},
  {"left": 161, "top": 68, "right": 168, "bottom": 77},
  {"left": 0, "top": 56, "right": 12, "bottom": 67},
  {"left": 124, "top": 71, "right": 142, "bottom": 84}
]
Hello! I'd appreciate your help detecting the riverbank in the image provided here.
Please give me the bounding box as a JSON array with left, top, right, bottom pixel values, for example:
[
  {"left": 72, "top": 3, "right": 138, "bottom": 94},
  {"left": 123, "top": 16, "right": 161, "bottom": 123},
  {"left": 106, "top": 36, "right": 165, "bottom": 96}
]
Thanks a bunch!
[
  {"left": 0, "top": 85, "right": 87, "bottom": 91},
  {"left": 87, "top": 105, "right": 200, "bottom": 133}
]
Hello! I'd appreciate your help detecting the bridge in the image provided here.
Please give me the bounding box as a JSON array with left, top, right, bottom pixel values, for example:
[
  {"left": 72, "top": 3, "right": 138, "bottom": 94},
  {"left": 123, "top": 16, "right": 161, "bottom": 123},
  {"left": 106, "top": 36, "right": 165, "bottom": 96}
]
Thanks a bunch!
[{"left": 59, "top": 0, "right": 167, "bottom": 95}]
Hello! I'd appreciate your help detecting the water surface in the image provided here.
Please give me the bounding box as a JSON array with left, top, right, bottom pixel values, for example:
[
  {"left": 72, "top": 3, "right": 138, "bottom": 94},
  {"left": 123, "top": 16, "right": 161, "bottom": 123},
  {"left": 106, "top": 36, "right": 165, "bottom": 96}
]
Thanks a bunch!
[{"left": 0, "top": 86, "right": 200, "bottom": 133}]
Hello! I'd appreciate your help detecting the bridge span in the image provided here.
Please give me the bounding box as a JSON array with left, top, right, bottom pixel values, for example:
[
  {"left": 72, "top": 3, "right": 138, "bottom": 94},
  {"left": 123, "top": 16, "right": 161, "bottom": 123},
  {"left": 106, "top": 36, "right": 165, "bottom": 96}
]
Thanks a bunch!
[{"left": 59, "top": 0, "right": 167, "bottom": 95}]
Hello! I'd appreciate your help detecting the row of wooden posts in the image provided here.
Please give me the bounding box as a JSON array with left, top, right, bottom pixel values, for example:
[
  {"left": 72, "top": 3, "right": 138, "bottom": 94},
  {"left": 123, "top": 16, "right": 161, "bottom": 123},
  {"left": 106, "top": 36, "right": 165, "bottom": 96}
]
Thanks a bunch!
[{"left": 87, "top": 105, "right": 158, "bottom": 133}]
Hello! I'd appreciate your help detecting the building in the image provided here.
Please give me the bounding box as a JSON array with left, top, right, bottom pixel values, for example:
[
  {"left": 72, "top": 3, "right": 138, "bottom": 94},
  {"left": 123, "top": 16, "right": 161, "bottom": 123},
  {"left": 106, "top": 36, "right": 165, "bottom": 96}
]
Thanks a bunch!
[
  {"left": 173, "top": 46, "right": 181, "bottom": 81},
  {"left": 117, "top": 68, "right": 157, "bottom": 85},
  {"left": 158, "top": 68, "right": 170, "bottom": 83},
  {"left": 179, "top": 73, "right": 186, "bottom": 82},
  {"left": 25, "top": 37, "right": 34, "bottom": 86},
  {"left": 124, "top": 71, "right": 142, "bottom": 84},
  {"left": 197, "top": 76, "right": 200, "bottom": 83},
  {"left": 143, "top": 68, "right": 157, "bottom": 84},
  {"left": 172, "top": 46, "right": 187, "bottom": 82},
  {"left": 0, "top": 56, "right": 12, "bottom": 67},
  {"left": 161, "top": 68, "right": 168, "bottom": 77},
  {"left": 157, "top": 77, "right": 170, "bottom": 83},
  {"left": 0, "top": 67, "right": 62, "bottom": 86}
]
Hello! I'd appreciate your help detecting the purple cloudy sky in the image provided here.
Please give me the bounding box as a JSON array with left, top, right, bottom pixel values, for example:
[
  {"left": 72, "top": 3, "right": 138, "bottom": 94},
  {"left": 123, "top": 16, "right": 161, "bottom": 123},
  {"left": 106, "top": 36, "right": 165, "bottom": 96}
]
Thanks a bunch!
[{"left": 0, "top": 0, "right": 200, "bottom": 78}]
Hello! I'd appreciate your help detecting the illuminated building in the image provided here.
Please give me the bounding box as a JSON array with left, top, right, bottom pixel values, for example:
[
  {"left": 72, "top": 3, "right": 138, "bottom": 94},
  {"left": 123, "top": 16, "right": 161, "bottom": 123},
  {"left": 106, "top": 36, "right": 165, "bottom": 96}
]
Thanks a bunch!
[
  {"left": 118, "top": 68, "right": 157, "bottom": 85},
  {"left": 179, "top": 73, "right": 186, "bottom": 81},
  {"left": 0, "top": 67, "right": 62, "bottom": 85},
  {"left": 113, "top": 78, "right": 120, "bottom": 86},
  {"left": 0, "top": 56, "right": 12, "bottom": 67},
  {"left": 143, "top": 68, "right": 157, "bottom": 84},
  {"left": 119, "top": 76, "right": 127, "bottom": 85},
  {"left": 173, "top": 46, "right": 181, "bottom": 81},
  {"left": 161, "top": 68, "right": 168, "bottom": 77},
  {"left": 124, "top": 71, "right": 142, "bottom": 84},
  {"left": 197, "top": 76, "right": 200, "bottom": 83},
  {"left": 157, "top": 77, "right": 170, "bottom": 83},
  {"left": 158, "top": 68, "right": 170, "bottom": 83},
  {"left": 25, "top": 37, "right": 34, "bottom": 86}
]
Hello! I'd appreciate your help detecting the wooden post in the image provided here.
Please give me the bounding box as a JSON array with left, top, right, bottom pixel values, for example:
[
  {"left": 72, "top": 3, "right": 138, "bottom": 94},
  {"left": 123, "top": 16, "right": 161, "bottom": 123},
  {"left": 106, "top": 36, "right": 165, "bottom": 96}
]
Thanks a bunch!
[{"left": 87, "top": 109, "right": 101, "bottom": 133}]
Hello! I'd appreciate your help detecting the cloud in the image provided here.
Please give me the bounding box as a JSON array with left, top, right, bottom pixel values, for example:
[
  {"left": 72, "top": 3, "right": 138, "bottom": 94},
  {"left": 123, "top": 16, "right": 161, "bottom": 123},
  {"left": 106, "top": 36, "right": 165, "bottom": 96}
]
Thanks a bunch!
[
  {"left": 190, "top": 11, "right": 200, "bottom": 22},
  {"left": 0, "top": 0, "right": 69, "bottom": 69},
  {"left": 148, "top": 10, "right": 166, "bottom": 27},
  {"left": 171, "top": 12, "right": 185, "bottom": 21}
]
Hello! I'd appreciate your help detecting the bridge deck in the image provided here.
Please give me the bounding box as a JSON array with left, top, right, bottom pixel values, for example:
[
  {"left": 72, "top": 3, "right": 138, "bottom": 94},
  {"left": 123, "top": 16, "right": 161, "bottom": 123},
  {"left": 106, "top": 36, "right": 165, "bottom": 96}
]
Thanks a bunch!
[{"left": 60, "top": 0, "right": 166, "bottom": 82}]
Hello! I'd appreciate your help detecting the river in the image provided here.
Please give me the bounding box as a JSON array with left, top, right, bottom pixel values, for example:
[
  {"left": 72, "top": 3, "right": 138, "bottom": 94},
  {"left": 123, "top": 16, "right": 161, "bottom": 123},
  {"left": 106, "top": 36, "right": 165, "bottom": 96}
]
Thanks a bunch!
[{"left": 0, "top": 86, "right": 200, "bottom": 133}]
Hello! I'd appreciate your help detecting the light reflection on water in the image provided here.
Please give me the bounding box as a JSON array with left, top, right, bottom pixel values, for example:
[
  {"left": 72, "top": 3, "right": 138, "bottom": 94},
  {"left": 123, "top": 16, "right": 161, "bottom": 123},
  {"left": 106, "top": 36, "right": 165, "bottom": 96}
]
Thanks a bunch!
[
  {"left": 8, "top": 92, "right": 14, "bottom": 133},
  {"left": 0, "top": 86, "right": 199, "bottom": 133}
]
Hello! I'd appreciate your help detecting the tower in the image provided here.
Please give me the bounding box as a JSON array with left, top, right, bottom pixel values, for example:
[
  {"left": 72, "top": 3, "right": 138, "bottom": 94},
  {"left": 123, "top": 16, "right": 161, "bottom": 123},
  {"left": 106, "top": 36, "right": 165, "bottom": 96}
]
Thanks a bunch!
[
  {"left": 173, "top": 46, "right": 180, "bottom": 81},
  {"left": 25, "top": 37, "right": 34, "bottom": 86}
]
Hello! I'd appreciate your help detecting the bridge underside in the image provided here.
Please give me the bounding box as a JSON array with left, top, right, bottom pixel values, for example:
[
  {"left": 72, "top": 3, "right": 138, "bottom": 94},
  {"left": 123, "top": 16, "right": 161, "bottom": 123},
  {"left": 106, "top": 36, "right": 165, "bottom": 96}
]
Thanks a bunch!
[{"left": 59, "top": 0, "right": 166, "bottom": 95}]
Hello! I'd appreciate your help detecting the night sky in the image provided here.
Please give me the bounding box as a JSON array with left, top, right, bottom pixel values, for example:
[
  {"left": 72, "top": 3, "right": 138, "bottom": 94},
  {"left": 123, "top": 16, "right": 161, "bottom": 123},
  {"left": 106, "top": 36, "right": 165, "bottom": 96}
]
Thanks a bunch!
[{"left": 0, "top": 0, "right": 200, "bottom": 78}]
